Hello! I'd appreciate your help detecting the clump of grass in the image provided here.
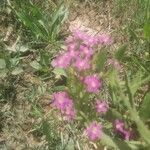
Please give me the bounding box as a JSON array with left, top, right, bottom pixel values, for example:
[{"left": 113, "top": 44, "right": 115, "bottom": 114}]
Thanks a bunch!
[{"left": 8, "top": 0, "right": 68, "bottom": 42}]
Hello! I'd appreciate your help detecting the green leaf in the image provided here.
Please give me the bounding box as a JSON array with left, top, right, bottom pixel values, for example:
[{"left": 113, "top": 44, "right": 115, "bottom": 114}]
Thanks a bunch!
[
  {"left": 39, "top": 51, "right": 50, "bottom": 66},
  {"left": 10, "top": 57, "right": 20, "bottom": 66},
  {"left": 50, "top": 2, "right": 68, "bottom": 40},
  {"left": 6, "top": 44, "right": 29, "bottom": 52},
  {"left": 42, "top": 120, "right": 51, "bottom": 144},
  {"left": 112, "top": 139, "right": 137, "bottom": 150},
  {"left": 30, "top": 61, "right": 42, "bottom": 70},
  {"left": 101, "top": 133, "right": 118, "bottom": 149},
  {"left": 107, "top": 69, "right": 119, "bottom": 88},
  {"left": 11, "top": 67, "right": 23, "bottom": 75},
  {"left": 0, "top": 59, "right": 6, "bottom": 69},
  {"left": 130, "top": 110, "right": 150, "bottom": 145},
  {"left": 139, "top": 92, "right": 150, "bottom": 121},
  {"left": 53, "top": 68, "right": 67, "bottom": 77},
  {"left": 128, "top": 28, "right": 139, "bottom": 42},
  {"left": 38, "top": 84, "right": 47, "bottom": 95},
  {"left": 115, "top": 44, "right": 127, "bottom": 61},
  {"left": 144, "top": 19, "right": 150, "bottom": 39},
  {"left": 95, "top": 49, "right": 107, "bottom": 72},
  {"left": 130, "top": 72, "right": 150, "bottom": 95},
  {"left": 127, "top": 141, "right": 147, "bottom": 150},
  {"left": 136, "top": 118, "right": 150, "bottom": 145},
  {"left": 65, "top": 139, "right": 74, "bottom": 150},
  {"left": 17, "top": 45, "right": 29, "bottom": 52},
  {"left": 53, "top": 85, "right": 66, "bottom": 91},
  {"left": 105, "top": 109, "right": 123, "bottom": 122},
  {"left": 31, "top": 106, "right": 43, "bottom": 117},
  {"left": 102, "top": 133, "right": 141, "bottom": 150}
]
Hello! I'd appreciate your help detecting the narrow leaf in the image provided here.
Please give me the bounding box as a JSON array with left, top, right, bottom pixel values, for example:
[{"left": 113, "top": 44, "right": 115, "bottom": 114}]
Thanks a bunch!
[
  {"left": 53, "top": 68, "right": 67, "bottom": 77},
  {"left": 11, "top": 67, "right": 23, "bottom": 75},
  {"left": 0, "top": 59, "right": 6, "bottom": 69},
  {"left": 115, "top": 44, "right": 127, "bottom": 61},
  {"left": 144, "top": 20, "right": 150, "bottom": 39},
  {"left": 95, "top": 50, "right": 107, "bottom": 72},
  {"left": 30, "top": 61, "right": 42, "bottom": 70},
  {"left": 139, "top": 92, "right": 150, "bottom": 121}
]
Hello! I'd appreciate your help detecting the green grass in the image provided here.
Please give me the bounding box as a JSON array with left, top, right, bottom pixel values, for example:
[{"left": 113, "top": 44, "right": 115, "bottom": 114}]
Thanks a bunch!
[{"left": 9, "top": 0, "right": 68, "bottom": 42}]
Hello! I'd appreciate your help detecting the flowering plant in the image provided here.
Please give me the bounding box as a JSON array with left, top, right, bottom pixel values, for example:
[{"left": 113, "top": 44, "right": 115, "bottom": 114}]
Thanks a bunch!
[{"left": 51, "top": 29, "right": 150, "bottom": 149}]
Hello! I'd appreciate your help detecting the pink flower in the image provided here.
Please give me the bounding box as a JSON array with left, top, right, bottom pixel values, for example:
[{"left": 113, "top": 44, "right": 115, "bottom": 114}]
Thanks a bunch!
[
  {"left": 79, "top": 45, "right": 93, "bottom": 58},
  {"left": 72, "top": 29, "right": 87, "bottom": 40},
  {"left": 52, "top": 92, "right": 72, "bottom": 110},
  {"left": 95, "top": 100, "right": 109, "bottom": 114},
  {"left": 84, "top": 35, "right": 98, "bottom": 47},
  {"left": 85, "top": 122, "right": 102, "bottom": 141},
  {"left": 52, "top": 91, "right": 76, "bottom": 121},
  {"left": 74, "top": 58, "right": 90, "bottom": 71},
  {"left": 62, "top": 104, "right": 76, "bottom": 121},
  {"left": 114, "top": 120, "right": 133, "bottom": 140},
  {"left": 67, "top": 47, "right": 79, "bottom": 59},
  {"left": 114, "top": 119, "right": 125, "bottom": 133},
  {"left": 97, "top": 34, "right": 112, "bottom": 45},
  {"left": 84, "top": 75, "right": 102, "bottom": 93},
  {"left": 71, "top": 29, "right": 113, "bottom": 47},
  {"left": 51, "top": 52, "right": 71, "bottom": 68},
  {"left": 72, "top": 29, "right": 98, "bottom": 47},
  {"left": 65, "top": 36, "right": 75, "bottom": 44},
  {"left": 67, "top": 43, "right": 77, "bottom": 50},
  {"left": 122, "top": 129, "right": 132, "bottom": 140}
]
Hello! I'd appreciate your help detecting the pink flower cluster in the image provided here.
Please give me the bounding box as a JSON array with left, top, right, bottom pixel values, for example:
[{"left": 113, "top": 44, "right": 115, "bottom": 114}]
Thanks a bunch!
[
  {"left": 95, "top": 100, "right": 109, "bottom": 114},
  {"left": 50, "top": 29, "right": 135, "bottom": 143},
  {"left": 84, "top": 75, "right": 102, "bottom": 93},
  {"left": 52, "top": 91, "right": 76, "bottom": 121},
  {"left": 114, "top": 119, "right": 132, "bottom": 140},
  {"left": 72, "top": 29, "right": 112, "bottom": 47},
  {"left": 83, "top": 101, "right": 109, "bottom": 141},
  {"left": 51, "top": 29, "right": 112, "bottom": 71},
  {"left": 85, "top": 122, "right": 102, "bottom": 141},
  {"left": 51, "top": 30, "right": 133, "bottom": 142}
]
